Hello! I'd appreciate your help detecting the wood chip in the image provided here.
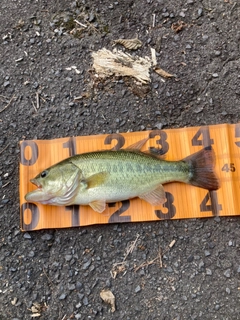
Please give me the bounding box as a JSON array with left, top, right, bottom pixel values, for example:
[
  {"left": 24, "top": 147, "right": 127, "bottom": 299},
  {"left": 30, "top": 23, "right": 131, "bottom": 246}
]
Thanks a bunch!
[
  {"left": 171, "top": 20, "right": 187, "bottom": 33},
  {"left": 30, "top": 314, "right": 41, "bottom": 318},
  {"left": 150, "top": 47, "right": 157, "bottom": 66},
  {"left": 113, "top": 38, "right": 142, "bottom": 50},
  {"left": 100, "top": 289, "right": 116, "bottom": 312},
  {"left": 92, "top": 48, "right": 151, "bottom": 84},
  {"left": 154, "top": 67, "right": 174, "bottom": 78},
  {"left": 169, "top": 239, "right": 176, "bottom": 248}
]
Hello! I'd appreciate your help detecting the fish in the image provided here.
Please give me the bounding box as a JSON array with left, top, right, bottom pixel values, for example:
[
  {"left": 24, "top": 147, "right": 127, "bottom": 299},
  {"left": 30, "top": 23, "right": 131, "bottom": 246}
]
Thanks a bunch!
[{"left": 25, "top": 141, "right": 220, "bottom": 213}]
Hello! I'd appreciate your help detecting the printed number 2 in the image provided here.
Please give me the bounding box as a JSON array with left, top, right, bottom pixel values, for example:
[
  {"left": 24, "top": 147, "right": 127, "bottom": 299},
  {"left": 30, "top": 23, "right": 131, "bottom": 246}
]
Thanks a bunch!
[
  {"left": 108, "top": 200, "right": 131, "bottom": 223},
  {"left": 104, "top": 133, "right": 125, "bottom": 151}
]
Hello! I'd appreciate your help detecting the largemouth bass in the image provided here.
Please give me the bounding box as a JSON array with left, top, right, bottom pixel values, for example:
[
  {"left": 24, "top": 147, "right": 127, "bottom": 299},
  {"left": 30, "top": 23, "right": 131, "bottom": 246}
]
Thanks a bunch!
[{"left": 25, "top": 145, "right": 219, "bottom": 213}]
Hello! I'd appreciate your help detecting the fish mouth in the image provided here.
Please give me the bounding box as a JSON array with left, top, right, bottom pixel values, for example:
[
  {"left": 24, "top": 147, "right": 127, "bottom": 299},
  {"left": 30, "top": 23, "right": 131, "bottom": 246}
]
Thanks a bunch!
[
  {"left": 30, "top": 178, "right": 42, "bottom": 188},
  {"left": 25, "top": 179, "right": 53, "bottom": 203}
]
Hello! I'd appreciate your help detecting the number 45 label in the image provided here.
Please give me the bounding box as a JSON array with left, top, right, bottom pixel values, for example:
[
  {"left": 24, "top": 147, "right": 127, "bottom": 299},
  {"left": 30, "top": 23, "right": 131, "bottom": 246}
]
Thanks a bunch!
[{"left": 222, "top": 163, "right": 236, "bottom": 172}]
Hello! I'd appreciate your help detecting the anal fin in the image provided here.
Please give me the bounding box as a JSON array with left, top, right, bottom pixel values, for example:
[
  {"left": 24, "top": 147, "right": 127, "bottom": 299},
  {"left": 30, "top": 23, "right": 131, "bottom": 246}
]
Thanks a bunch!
[
  {"left": 139, "top": 184, "right": 166, "bottom": 206},
  {"left": 89, "top": 200, "right": 106, "bottom": 213}
]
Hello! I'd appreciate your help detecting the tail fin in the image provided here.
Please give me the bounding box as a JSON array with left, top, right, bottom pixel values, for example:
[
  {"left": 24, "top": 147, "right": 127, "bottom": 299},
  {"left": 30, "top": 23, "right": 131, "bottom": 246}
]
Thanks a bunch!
[{"left": 184, "top": 146, "right": 220, "bottom": 191}]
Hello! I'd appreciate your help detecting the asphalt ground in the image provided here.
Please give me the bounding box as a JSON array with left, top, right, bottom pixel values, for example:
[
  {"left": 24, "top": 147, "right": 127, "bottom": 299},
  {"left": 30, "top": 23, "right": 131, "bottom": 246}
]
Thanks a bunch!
[{"left": 1, "top": 0, "right": 240, "bottom": 319}]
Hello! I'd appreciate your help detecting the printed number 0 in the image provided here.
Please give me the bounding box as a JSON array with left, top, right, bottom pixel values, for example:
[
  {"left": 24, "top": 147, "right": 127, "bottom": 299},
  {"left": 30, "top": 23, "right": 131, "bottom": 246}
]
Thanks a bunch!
[
  {"left": 20, "top": 141, "right": 39, "bottom": 166},
  {"left": 21, "top": 203, "right": 40, "bottom": 230}
]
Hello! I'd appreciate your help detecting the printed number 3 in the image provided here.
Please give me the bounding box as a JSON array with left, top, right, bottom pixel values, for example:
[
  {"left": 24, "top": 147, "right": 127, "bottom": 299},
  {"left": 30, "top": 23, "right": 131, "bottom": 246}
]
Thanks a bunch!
[{"left": 155, "top": 192, "right": 176, "bottom": 220}]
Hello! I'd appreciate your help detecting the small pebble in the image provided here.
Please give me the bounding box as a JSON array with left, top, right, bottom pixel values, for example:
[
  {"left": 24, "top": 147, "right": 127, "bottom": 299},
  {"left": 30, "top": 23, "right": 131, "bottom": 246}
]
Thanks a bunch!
[
  {"left": 202, "top": 35, "right": 208, "bottom": 42},
  {"left": 65, "top": 254, "right": 72, "bottom": 262},
  {"left": 155, "top": 123, "right": 163, "bottom": 130},
  {"left": 97, "top": 235, "right": 102, "bottom": 243},
  {"left": 204, "top": 250, "right": 211, "bottom": 257},
  {"left": 88, "top": 13, "right": 95, "bottom": 22},
  {"left": 41, "top": 233, "right": 53, "bottom": 241},
  {"left": 59, "top": 293, "right": 67, "bottom": 300},
  {"left": 162, "top": 12, "right": 169, "bottom": 17},
  {"left": 82, "top": 259, "right": 92, "bottom": 270},
  {"left": 206, "top": 268, "right": 212, "bottom": 276},
  {"left": 135, "top": 285, "right": 141, "bottom": 293},
  {"left": 197, "top": 8, "right": 203, "bottom": 17},
  {"left": 28, "top": 251, "right": 35, "bottom": 257},
  {"left": 68, "top": 283, "right": 76, "bottom": 291},
  {"left": 32, "top": 82, "right": 39, "bottom": 89},
  {"left": 187, "top": 255, "right": 194, "bottom": 263},
  {"left": 223, "top": 269, "right": 231, "bottom": 278},
  {"left": 82, "top": 296, "right": 88, "bottom": 306},
  {"left": 23, "top": 232, "right": 32, "bottom": 239},
  {"left": 228, "top": 240, "right": 235, "bottom": 246},
  {"left": 226, "top": 287, "right": 231, "bottom": 294},
  {"left": 214, "top": 50, "right": 221, "bottom": 56},
  {"left": 3, "top": 81, "right": 10, "bottom": 87}
]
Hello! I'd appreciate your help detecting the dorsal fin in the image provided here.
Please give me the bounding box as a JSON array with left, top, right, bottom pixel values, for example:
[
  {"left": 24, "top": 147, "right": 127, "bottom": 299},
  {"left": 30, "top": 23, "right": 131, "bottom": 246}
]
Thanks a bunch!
[{"left": 125, "top": 137, "right": 149, "bottom": 151}]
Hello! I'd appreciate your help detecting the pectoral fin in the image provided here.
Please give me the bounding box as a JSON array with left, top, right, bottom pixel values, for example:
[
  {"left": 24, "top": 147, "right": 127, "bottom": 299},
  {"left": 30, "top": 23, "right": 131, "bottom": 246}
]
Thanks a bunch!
[
  {"left": 89, "top": 200, "right": 106, "bottom": 213},
  {"left": 139, "top": 184, "right": 166, "bottom": 206},
  {"left": 85, "top": 172, "right": 108, "bottom": 189}
]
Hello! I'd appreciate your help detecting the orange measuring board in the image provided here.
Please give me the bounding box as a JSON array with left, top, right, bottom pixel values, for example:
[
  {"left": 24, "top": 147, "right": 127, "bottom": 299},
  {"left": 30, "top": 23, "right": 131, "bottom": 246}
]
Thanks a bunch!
[{"left": 19, "top": 123, "right": 240, "bottom": 231}]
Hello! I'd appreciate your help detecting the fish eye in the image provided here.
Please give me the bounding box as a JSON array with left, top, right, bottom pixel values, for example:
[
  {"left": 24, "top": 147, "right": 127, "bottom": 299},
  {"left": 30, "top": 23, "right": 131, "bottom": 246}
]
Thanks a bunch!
[{"left": 40, "top": 170, "right": 48, "bottom": 178}]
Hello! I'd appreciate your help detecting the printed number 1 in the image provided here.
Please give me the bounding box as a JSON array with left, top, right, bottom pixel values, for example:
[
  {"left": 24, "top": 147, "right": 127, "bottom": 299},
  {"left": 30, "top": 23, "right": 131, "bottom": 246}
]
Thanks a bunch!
[
  {"left": 235, "top": 124, "right": 240, "bottom": 147},
  {"left": 63, "top": 137, "right": 77, "bottom": 156}
]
